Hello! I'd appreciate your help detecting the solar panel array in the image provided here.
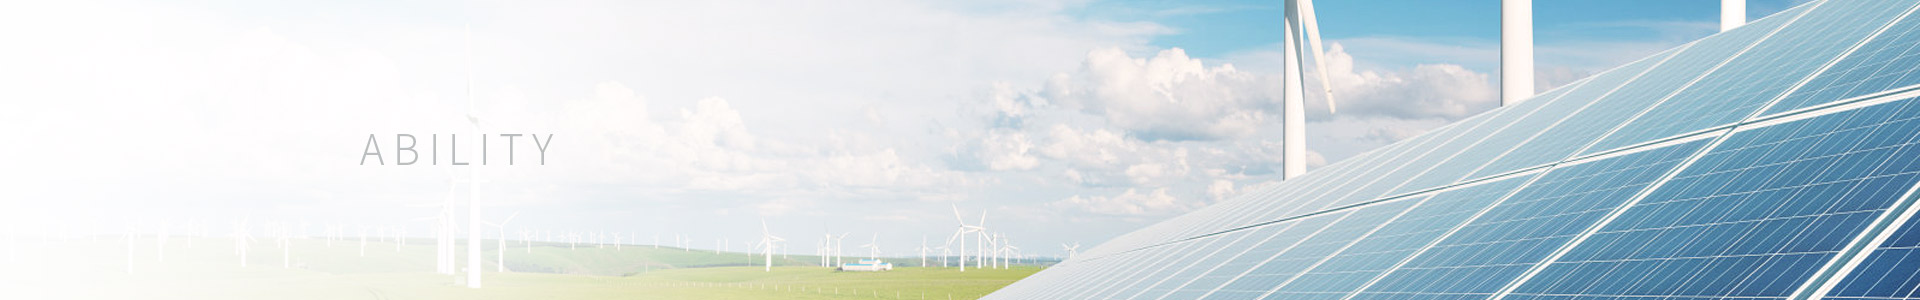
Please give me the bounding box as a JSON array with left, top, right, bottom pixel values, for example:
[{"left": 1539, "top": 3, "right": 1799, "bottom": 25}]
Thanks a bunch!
[{"left": 988, "top": 1, "right": 1920, "bottom": 299}]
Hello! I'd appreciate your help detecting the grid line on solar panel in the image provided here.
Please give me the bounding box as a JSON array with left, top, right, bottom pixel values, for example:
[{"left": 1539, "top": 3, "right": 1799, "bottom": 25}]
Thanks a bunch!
[
  {"left": 1382, "top": 84, "right": 1589, "bottom": 196},
  {"left": 1161, "top": 140, "right": 1419, "bottom": 251},
  {"left": 1073, "top": 239, "right": 1217, "bottom": 298},
  {"left": 1453, "top": 47, "right": 1685, "bottom": 181},
  {"left": 1198, "top": 202, "right": 1420, "bottom": 299},
  {"left": 1469, "top": 4, "right": 1813, "bottom": 187},
  {"left": 1482, "top": 5, "right": 1839, "bottom": 297},
  {"left": 1308, "top": 107, "right": 1522, "bottom": 213},
  {"left": 1340, "top": 138, "right": 1713, "bottom": 300},
  {"left": 1170, "top": 211, "right": 1352, "bottom": 299},
  {"left": 1497, "top": 95, "right": 1920, "bottom": 300},
  {"left": 1582, "top": 0, "right": 1920, "bottom": 156},
  {"left": 1087, "top": 227, "right": 1305, "bottom": 299},
  {"left": 1257, "top": 176, "right": 1538, "bottom": 299},
  {"left": 1793, "top": 118, "right": 1920, "bottom": 300},
  {"left": 1127, "top": 223, "right": 1309, "bottom": 300},
  {"left": 1772, "top": 1, "right": 1920, "bottom": 115},
  {"left": 1175, "top": 111, "right": 1520, "bottom": 245}
]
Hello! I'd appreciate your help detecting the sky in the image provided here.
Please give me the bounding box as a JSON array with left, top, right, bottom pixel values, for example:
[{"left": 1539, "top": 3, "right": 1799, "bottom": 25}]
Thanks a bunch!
[{"left": 2, "top": 0, "right": 1809, "bottom": 258}]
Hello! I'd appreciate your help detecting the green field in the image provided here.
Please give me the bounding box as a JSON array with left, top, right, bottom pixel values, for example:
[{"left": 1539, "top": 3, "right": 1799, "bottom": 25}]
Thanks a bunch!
[{"left": 0, "top": 237, "right": 1042, "bottom": 299}]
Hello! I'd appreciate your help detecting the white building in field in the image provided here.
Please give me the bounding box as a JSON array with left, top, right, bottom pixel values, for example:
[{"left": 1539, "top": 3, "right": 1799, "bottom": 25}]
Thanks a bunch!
[{"left": 839, "top": 259, "right": 892, "bottom": 272}]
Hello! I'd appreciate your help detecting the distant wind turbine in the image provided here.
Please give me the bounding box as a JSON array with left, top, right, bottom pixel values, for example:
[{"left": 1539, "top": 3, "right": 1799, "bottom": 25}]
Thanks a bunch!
[
  {"left": 483, "top": 211, "right": 519, "bottom": 272},
  {"left": 756, "top": 220, "right": 784, "bottom": 272}
]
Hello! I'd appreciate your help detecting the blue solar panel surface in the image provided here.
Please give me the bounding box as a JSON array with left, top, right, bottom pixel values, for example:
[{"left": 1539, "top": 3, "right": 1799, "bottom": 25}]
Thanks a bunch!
[{"left": 985, "top": 1, "right": 1920, "bottom": 299}]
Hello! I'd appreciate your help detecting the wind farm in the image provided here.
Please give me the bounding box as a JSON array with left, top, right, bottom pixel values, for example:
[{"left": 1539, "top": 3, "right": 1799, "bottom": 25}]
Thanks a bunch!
[{"left": 0, "top": 218, "right": 1054, "bottom": 299}]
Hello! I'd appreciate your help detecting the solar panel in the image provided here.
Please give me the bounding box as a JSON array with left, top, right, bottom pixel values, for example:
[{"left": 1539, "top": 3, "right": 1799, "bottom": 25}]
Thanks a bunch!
[{"left": 986, "top": 1, "right": 1920, "bottom": 299}]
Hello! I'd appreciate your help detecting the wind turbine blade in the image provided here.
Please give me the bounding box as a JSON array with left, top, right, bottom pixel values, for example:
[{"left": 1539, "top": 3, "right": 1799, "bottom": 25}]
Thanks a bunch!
[
  {"left": 1298, "top": 0, "right": 1337, "bottom": 114},
  {"left": 977, "top": 209, "right": 988, "bottom": 229},
  {"left": 952, "top": 205, "right": 966, "bottom": 224},
  {"left": 501, "top": 211, "right": 519, "bottom": 225}
]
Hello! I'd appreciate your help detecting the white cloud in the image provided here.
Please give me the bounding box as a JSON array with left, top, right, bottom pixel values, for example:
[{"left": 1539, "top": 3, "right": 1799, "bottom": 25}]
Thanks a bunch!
[
  {"left": 977, "top": 131, "right": 1040, "bottom": 171},
  {"left": 1044, "top": 48, "right": 1276, "bottom": 141},
  {"left": 1050, "top": 188, "right": 1197, "bottom": 216}
]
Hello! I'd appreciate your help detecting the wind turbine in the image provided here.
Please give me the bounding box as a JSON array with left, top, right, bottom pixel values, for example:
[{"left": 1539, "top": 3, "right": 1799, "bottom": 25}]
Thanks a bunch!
[
  {"left": 519, "top": 230, "right": 534, "bottom": 254},
  {"left": 483, "top": 211, "right": 519, "bottom": 272},
  {"left": 756, "top": 220, "right": 784, "bottom": 272},
  {"left": 860, "top": 234, "right": 881, "bottom": 260},
  {"left": 1061, "top": 242, "right": 1080, "bottom": 260},
  {"left": 458, "top": 24, "right": 490, "bottom": 289},
  {"left": 155, "top": 220, "right": 169, "bottom": 263},
  {"left": 820, "top": 233, "right": 833, "bottom": 267},
  {"left": 946, "top": 205, "right": 984, "bottom": 272},
  {"left": 232, "top": 217, "right": 253, "bottom": 268},
  {"left": 278, "top": 223, "right": 292, "bottom": 269},
  {"left": 973, "top": 209, "right": 989, "bottom": 270},
  {"left": 937, "top": 246, "right": 951, "bottom": 268},
  {"left": 916, "top": 235, "right": 931, "bottom": 267},
  {"left": 1281, "top": 0, "right": 1338, "bottom": 180},
  {"left": 833, "top": 233, "right": 849, "bottom": 267}
]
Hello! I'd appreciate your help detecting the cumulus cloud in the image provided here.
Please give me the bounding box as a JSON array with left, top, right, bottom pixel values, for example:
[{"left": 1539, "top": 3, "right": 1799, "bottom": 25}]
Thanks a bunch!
[
  {"left": 1311, "top": 44, "right": 1498, "bottom": 121},
  {"left": 1044, "top": 48, "right": 1276, "bottom": 141},
  {"left": 959, "top": 42, "right": 1501, "bottom": 218}
]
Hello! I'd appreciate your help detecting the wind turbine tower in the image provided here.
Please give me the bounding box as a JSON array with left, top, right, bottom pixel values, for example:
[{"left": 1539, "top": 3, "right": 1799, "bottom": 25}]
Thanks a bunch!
[
  {"left": 1501, "top": 0, "right": 1534, "bottom": 106},
  {"left": 1722, "top": 0, "right": 1745, "bottom": 32}
]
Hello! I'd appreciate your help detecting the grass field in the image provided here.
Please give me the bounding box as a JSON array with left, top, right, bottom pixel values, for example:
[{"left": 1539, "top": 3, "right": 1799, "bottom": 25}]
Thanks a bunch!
[{"left": 0, "top": 236, "right": 1042, "bottom": 299}]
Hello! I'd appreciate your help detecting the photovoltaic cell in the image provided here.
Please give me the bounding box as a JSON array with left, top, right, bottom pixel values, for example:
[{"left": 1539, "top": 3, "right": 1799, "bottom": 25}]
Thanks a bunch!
[
  {"left": 985, "top": 2, "right": 1920, "bottom": 299},
  {"left": 1161, "top": 212, "right": 1350, "bottom": 299},
  {"left": 1263, "top": 176, "right": 1536, "bottom": 300},
  {"left": 1828, "top": 213, "right": 1920, "bottom": 300},
  {"left": 1469, "top": 4, "right": 1808, "bottom": 183},
  {"left": 1456, "top": 48, "right": 1678, "bottom": 180},
  {"left": 1772, "top": 2, "right": 1920, "bottom": 115},
  {"left": 1349, "top": 138, "right": 1710, "bottom": 300},
  {"left": 1506, "top": 96, "right": 1920, "bottom": 300},
  {"left": 1206, "top": 201, "right": 1419, "bottom": 299},
  {"left": 1584, "top": 0, "right": 1920, "bottom": 155}
]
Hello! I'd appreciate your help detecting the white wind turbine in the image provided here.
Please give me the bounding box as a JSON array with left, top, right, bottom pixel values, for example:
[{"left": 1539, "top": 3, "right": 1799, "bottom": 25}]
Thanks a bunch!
[
  {"left": 916, "top": 235, "right": 931, "bottom": 267},
  {"left": 1061, "top": 242, "right": 1080, "bottom": 261},
  {"left": 819, "top": 233, "right": 833, "bottom": 267},
  {"left": 519, "top": 230, "right": 534, "bottom": 254},
  {"left": 860, "top": 234, "right": 881, "bottom": 260},
  {"left": 232, "top": 217, "right": 253, "bottom": 268},
  {"left": 457, "top": 24, "right": 491, "bottom": 289},
  {"left": 1000, "top": 243, "right": 1018, "bottom": 269},
  {"left": 278, "top": 223, "right": 292, "bottom": 269},
  {"left": 1281, "top": 0, "right": 1338, "bottom": 180},
  {"left": 973, "top": 210, "right": 990, "bottom": 270},
  {"left": 483, "top": 211, "right": 519, "bottom": 272},
  {"left": 946, "top": 205, "right": 984, "bottom": 272},
  {"left": 756, "top": 220, "right": 783, "bottom": 272},
  {"left": 833, "top": 233, "right": 849, "bottom": 267},
  {"left": 413, "top": 167, "right": 461, "bottom": 275},
  {"left": 937, "top": 245, "right": 951, "bottom": 268}
]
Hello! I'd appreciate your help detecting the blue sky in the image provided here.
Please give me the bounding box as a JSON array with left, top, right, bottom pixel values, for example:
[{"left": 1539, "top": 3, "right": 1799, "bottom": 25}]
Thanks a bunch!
[
  {"left": 1097, "top": 0, "right": 1805, "bottom": 59},
  {"left": 3, "top": 0, "right": 1824, "bottom": 258}
]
